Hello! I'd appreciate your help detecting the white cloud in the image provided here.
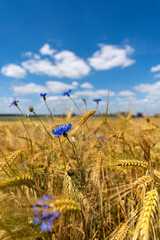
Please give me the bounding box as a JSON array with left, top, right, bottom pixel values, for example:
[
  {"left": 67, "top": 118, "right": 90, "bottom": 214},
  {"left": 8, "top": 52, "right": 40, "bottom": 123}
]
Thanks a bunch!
[
  {"left": 22, "top": 52, "right": 40, "bottom": 59},
  {"left": 33, "top": 54, "right": 40, "bottom": 59},
  {"left": 150, "top": 64, "right": 160, "bottom": 72},
  {"left": 22, "top": 59, "right": 56, "bottom": 75},
  {"left": 2, "top": 43, "right": 135, "bottom": 81},
  {"left": 22, "top": 52, "right": 33, "bottom": 57},
  {"left": 115, "top": 97, "right": 157, "bottom": 115},
  {"left": 39, "top": 43, "right": 56, "bottom": 56},
  {"left": 81, "top": 82, "right": 93, "bottom": 89},
  {"left": 1, "top": 64, "right": 26, "bottom": 78},
  {"left": 47, "top": 96, "right": 66, "bottom": 101},
  {"left": 116, "top": 97, "right": 151, "bottom": 105},
  {"left": 22, "top": 50, "right": 90, "bottom": 79},
  {"left": 74, "top": 89, "right": 115, "bottom": 98},
  {"left": 154, "top": 73, "right": 160, "bottom": 78},
  {"left": 13, "top": 81, "right": 79, "bottom": 95},
  {"left": 53, "top": 50, "right": 90, "bottom": 78},
  {"left": 134, "top": 82, "right": 160, "bottom": 93},
  {"left": 134, "top": 81, "right": 160, "bottom": 99},
  {"left": 46, "top": 81, "right": 78, "bottom": 93},
  {"left": 96, "top": 90, "right": 115, "bottom": 96},
  {"left": 88, "top": 44, "right": 135, "bottom": 70},
  {"left": 118, "top": 90, "right": 135, "bottom": 96},
  {"left": 13, "top": 83, "right": 47, "bottom": 95}
]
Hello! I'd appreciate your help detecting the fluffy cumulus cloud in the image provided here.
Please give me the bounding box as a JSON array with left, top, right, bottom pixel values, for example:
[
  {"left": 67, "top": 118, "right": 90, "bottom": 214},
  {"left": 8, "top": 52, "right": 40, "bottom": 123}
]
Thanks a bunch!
[
  {"left": 22, "top": 50, "right": 90, "bottom": 79},
  {"left": 80, "top": 82, "right": 93, "bottom": 89},
  {"left": 22, "top": 52, "right": 40, "bottom": 59},
  {"left": 13, "top": 81, "right": 79, "bottom": 95},
  {"left": 88, "top": 44, "right": 135, "bottom": 70},
  {"left": 134, "top": 81, "right": 160, "bottom": 99},
  {"left": 13, "top": 83, "right": 47, "bottom": 95},
  {"left": 1, "top": 43, "right": 135, "bottom": 80},
  {"left": 1, "top": 64, "right": 26, "bottom": 78},
  {"left": 118, "top": 90, "right": 135, "bottom": 96},
  {"left": 150, "top": 64, "right": 160, "bottom": 78},
  {"left": 46, "top": 81, "right": 78, "bottom": 93},
  {"left": 39, "top": 43, "right": 56, "bottom": 56},
  {"left": 74, "top": 89, "right": 115, "bottom": 98},
  {"left": 150, "top": 64, "right": 160, "bottom": 72}
]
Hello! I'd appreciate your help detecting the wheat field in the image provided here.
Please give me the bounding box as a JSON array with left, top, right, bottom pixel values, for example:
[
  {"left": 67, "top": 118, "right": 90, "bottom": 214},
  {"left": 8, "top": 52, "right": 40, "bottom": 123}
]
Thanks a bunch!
[{"left": 0, "top": 111, "right": 160, "bottom": 240}]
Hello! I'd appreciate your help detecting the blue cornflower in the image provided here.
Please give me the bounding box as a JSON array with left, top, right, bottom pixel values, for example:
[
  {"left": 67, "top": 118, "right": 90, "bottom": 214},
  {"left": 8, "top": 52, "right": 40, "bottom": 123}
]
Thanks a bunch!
[
  {"left": 40, "top": 93, "right": 47, "bottom": 100},
  {"left": 40, "top": 93, "right": 47, "bottom": 97},
  {"left": 9, "top": 97, "right": 19, "bottom": 107},
  {"left": 96, "top": 136, "right": 107, "bottom": 140},
  {"left": 32, "top": 195, "right": 59, "bottom": 233},
  {"left": 93, "top": 98, "right": 102, "bottom": 103},
  {"left": 52, "top": 123, "right": 72, "bottom": 138},
  {"left": 63, "top": 89, "right": 72, "bottom": 96}
]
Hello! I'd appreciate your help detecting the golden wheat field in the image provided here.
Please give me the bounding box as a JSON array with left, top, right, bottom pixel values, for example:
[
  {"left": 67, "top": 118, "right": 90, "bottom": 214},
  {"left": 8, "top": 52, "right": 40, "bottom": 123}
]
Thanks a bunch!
[{"left": 0, "top": 111, "right": 160, "bottom": 240}]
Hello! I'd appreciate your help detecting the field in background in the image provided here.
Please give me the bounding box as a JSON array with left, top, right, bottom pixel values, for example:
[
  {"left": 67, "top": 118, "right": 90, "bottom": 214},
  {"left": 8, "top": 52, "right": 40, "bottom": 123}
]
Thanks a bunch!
[
  {"left": 0, "top": 115, "right": 61, "bottom": 122},
  {"left": 0, "top": 112, "right": 160, "bottom": 239}
]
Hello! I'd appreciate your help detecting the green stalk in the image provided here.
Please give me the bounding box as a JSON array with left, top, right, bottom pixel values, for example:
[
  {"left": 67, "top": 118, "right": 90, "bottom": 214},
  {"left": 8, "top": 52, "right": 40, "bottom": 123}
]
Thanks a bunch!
[
  {"left": 16, "top": 105, "right": 33, "bottom": 152},
  {"left": 68, "top": 95, "right": 81, "bottom": 114},
  {"left": 44, "top": 99, "right": 54, "bottom": 123},
  {"left": 33, "top": 111, "right": 54, "bottom": 140}
]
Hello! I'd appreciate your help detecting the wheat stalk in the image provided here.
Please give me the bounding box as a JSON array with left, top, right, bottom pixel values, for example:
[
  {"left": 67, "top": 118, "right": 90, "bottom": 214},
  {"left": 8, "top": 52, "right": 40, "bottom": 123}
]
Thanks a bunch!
[
  {"left": 77, "top": 110, "right": 96, "bottom": 127},
  {"left": 133, "top": 189, "right": 159, "bottom": 240}
]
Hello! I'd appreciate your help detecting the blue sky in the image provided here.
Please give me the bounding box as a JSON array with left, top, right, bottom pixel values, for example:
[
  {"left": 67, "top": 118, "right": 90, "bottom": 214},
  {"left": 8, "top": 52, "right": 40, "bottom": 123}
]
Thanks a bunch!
[{"left": 1, "top": 0, "right": 160, "bottom": 115}]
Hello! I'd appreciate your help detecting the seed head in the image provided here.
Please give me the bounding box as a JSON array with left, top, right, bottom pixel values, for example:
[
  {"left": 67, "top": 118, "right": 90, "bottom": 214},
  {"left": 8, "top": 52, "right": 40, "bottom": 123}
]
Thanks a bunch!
[{"left": 29, "top": 106, "right": 34, "bottom": 112}]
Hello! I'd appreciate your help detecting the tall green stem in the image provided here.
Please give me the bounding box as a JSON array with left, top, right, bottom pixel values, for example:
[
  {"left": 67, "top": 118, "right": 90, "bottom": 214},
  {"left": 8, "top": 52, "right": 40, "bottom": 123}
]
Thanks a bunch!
[
  {"left": 16, "top": 105, "right": 33, "bottom": 152},
  {"left": 44, "top": 99, "right": 54, "bottom": 123},
  {"left": 33, "top": 111, "right": 54, "bottom": 140},
  {"left": 68, "top": 95, "right": 81, "bottom": 114}
]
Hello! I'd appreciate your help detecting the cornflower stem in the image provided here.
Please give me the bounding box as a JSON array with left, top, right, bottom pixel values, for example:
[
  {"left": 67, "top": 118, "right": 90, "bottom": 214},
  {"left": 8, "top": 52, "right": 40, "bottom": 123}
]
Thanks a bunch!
[
  {"left": 65, "top": 135, "right": 85, "bottom": 186},
  {"left": 68, "top": 95, "right": 81, "bottom": 114},
  {"left": 16, "top": 105, "right": 48, "bottom": 138},
  {"left": 33, "top": 111, "right": 54, "bottom": 140},
  {"left": 16, "top": 105, "right": 33, "bottom": 152},
  {"left": 96, "top": 102, "right": 99, "bottom": 111},
  {"left": 85, "top": 102, "right": 88, "bottom": 111},
  {"left": 58, "top": 138, "right": 67, "bottom": 168},
  {"left": 17, "top": 105, "right": 46, "bottom": 135},
  {"left": 83, "top": 102, "right": 88, "bottom": 111},
  {"left": 44, "top": 99, "right": 54, "bottom": 123},
  {"left": 28, "top": 117, "right": 49, "bottom": 138},
  {"left": 65, "top": 134, "right": 80, "bottom": 167}
]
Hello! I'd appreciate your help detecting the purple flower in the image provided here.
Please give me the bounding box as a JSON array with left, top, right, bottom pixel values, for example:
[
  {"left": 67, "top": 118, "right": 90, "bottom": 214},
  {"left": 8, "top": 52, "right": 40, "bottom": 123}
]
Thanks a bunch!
[
  {"left": 32, "top": 195, "right": 59, "bottom": 233},
  {"left": 52, "top": 123, "right": 72, "bottom": 138},
  {"left": 9, "top": 98, "right": 19, "bottom": 107},
  {"left": 63, "top": 89, "right": 72, "bottom": 96},
  {"left": 96, "top": 136, "right": 107, "bottom": 140},
  {"left": 93, "top": 99, "right": 102, "bottom": 103}
]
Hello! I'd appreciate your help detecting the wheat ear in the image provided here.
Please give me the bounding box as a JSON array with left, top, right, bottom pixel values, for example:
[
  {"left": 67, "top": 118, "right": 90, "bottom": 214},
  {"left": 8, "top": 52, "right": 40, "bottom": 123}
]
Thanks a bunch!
[
  {"left": 116, "top": 160, "right": 148, "bottom": 168},
  {"left": 0, "top": 175, "right": 34, "bottom": 190},
  {"left": 47, "top": 199, "right": 81, "bottom": 213}
]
